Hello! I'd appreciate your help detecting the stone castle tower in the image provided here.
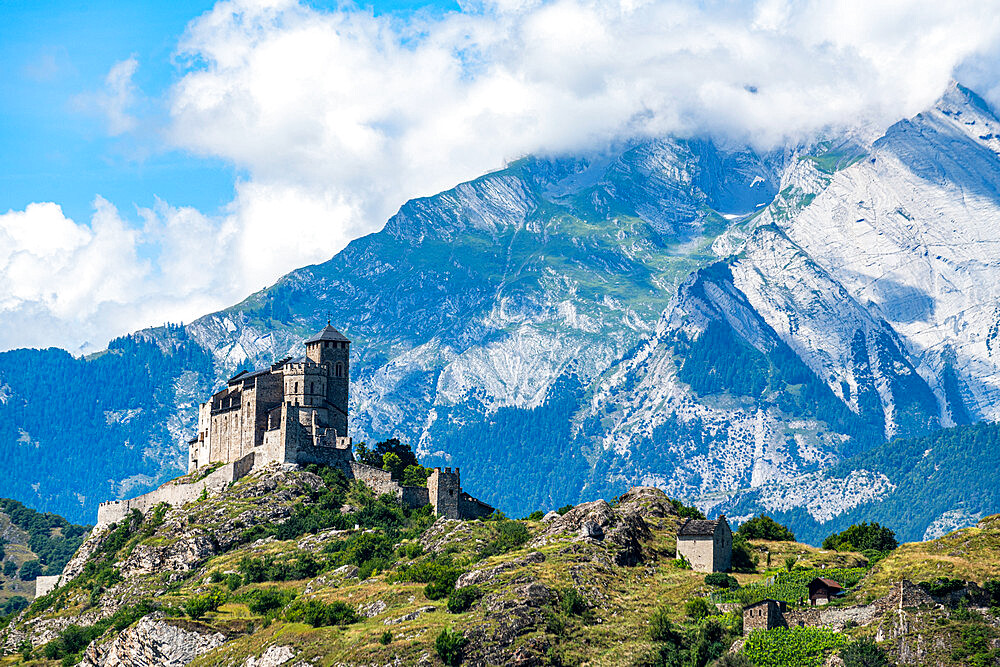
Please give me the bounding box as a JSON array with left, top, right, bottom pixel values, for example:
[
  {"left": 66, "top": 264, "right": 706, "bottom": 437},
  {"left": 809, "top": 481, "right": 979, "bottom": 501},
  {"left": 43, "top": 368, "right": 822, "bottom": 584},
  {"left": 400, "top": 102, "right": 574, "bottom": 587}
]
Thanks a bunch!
[
  {"left": 187, "top": 324, "right": 353, "bottom": 472},
  {"left": 304, "top": 324, "right": 350, "bottom": 437}
]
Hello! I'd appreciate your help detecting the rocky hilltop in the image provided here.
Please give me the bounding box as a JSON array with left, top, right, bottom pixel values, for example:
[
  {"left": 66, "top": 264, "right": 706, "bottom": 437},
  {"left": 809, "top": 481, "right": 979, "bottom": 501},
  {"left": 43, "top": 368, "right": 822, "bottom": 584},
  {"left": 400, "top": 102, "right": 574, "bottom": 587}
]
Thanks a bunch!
[{"left": 3, "top": 463, "right": 1000, "bottom": 666}]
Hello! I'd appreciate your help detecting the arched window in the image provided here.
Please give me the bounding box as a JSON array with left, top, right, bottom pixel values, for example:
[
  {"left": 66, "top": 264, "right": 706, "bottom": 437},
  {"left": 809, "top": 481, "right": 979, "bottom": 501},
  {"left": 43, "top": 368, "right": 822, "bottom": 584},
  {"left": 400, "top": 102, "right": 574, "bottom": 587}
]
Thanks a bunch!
[{"left": 335, "top": 362, "right": 343, "bottom": 377}]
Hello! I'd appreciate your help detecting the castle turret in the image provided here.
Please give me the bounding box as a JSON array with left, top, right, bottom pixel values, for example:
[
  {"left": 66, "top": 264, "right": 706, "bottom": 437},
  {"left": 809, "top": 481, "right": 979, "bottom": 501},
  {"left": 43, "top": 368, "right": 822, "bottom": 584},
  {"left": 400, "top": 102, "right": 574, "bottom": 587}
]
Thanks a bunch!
[{"left": 305, "top": 323, "right": 350, "bottom": 436}]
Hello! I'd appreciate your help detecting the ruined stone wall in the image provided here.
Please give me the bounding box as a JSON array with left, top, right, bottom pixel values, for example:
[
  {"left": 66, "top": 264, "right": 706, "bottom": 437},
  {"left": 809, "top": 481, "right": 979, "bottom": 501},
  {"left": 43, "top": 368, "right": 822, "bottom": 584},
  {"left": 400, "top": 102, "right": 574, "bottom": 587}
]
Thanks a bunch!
[
  {"left": 96, "top": 452, "right": 256, "bottom": 527},
  {"left": 401, "top": 485, "right": 430, "bottom": 509},
  {"left": 677, "top": 536, "right": 716, "bottom": 572},
  {"left": 34, "top": 575, "right": 63, "bottom": 598},
  {"left": 350, "top": 462, "right": 401, "bottom": 496},
  {"left": 459, "top": 494, "right": 494, "bottom": 520}
]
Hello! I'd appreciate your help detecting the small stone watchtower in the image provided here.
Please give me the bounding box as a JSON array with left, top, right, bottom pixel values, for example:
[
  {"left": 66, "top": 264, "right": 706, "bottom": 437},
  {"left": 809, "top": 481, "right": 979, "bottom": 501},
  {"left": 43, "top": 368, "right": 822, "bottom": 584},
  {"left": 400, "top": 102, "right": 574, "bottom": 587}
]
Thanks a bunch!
[
  {"left": 429, "top": 467, "right": 461, "bottom": 519},
  {"left": 305, "top": 323, "right": 350, "bottom": 437}
]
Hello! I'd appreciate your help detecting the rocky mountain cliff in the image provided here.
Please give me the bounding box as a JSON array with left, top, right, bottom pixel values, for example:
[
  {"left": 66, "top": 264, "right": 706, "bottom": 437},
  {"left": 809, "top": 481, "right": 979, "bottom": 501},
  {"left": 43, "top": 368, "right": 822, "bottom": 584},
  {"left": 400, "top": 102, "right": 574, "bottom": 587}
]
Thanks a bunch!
[{"left": 2, "top": 83, "right": 1000, "bottom": 544}]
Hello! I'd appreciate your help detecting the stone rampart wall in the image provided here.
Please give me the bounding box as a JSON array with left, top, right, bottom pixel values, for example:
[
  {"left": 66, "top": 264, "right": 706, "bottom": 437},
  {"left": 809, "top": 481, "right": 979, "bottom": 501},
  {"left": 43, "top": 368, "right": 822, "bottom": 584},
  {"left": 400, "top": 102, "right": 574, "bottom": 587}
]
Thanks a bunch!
[
  {"left": 401, "top": 486, "right": 430, "bottom": 508},
  {"left": 350, "top": 462, "right": 400, "bottom": 496},
  {"left": 96, "top": 452, "right": 256, "bottom": 527},
  {"left": 34, "top": 575, "right": 63, "bottom": 598}
]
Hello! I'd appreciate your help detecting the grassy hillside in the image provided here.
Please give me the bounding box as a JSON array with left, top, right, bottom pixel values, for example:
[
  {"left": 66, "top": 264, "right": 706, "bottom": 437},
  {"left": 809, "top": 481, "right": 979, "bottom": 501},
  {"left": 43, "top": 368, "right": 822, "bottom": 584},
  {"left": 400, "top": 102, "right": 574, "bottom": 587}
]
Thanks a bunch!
[
  {"left": 3, "top": 464, "right": 999, "bottom": 666},
  {"left": 0, "top": 499, "right": 88, "bottom": 617}
]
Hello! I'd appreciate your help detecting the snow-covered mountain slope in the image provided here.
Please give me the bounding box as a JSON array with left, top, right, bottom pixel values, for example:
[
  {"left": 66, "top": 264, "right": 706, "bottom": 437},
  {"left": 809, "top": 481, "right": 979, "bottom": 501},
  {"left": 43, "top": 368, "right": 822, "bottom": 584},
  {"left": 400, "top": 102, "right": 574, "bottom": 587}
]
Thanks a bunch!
[{"left": 2, "top": 85, "right": 1000, "bottom": 544}]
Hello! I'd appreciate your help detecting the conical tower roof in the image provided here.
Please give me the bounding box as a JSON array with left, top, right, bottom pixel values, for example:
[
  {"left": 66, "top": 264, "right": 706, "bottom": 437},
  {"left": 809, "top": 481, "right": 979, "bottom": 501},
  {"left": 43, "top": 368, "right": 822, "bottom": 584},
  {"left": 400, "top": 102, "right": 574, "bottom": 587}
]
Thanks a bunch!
[{"left": 305, "top": 322, "right": 350, "bottom": 344}]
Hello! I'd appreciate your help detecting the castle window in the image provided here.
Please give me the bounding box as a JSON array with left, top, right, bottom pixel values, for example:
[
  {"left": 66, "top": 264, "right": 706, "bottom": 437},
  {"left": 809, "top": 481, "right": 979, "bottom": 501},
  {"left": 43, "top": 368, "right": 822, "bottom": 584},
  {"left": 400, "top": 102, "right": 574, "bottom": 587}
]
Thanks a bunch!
[
  {"left": 335, "top": 362, "right": 343, "bottom": 377},
  {"left": 310, "top": 382, "right": 315, "bottom": 394},
  {"left": 325, "top": 341, "right": 330, "bottom": 348},
  {"left": 294, "top": 382, "right": 298, "bottom": 393}
]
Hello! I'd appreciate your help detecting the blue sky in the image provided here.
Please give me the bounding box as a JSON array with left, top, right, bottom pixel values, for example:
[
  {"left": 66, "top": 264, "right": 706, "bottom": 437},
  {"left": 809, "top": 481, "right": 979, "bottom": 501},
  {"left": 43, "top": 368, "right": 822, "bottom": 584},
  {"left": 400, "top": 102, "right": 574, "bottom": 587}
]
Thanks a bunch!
[
  {"left": 1, "top": 0, "right": 997, "bottom": 354},
  {"left": 0, "top": 0, "right": 455, "bottom": 225}
]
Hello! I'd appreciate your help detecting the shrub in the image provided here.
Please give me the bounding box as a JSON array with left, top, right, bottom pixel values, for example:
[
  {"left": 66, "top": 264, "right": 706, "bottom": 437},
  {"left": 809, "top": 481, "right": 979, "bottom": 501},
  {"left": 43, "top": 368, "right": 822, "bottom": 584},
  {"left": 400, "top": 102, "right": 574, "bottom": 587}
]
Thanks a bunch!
[
  {"left": 3, "top": 561, "right": 16, "bottom": 577},
  {"left": 982, "top": 579, "right": 1000, "bottom": 605},
  {"left": 380, "top": 629, "right": 392, "bottom": 645},
  {"left": 397, "top": 542, "right": 424, "bottom": 559},
  {"left": 478, "top": 519, "right": 530, "bottom": 559},
  {"left": 784, "top": 556, "right": 797, "bottom": 573},
  {"left": 559, "top": 587, "right": 589, "bottom": 617},
  {"left": 447, "top": 585, "right": 481, "bottom": 613},
  {"left": 225, "top": 573, "right": 242, "bottom": 591},
  {"left": 391, "top": 557, "right": 463, "bottom": 600},
  {"left": 18, "top": 560, "right": 42, "bottom": 581},
  {"left": 244, "top": 588, "right": 297, "bottom": 615},
  {"left": 209, "top": 570, "right": 225, "bottom": 584},
  {"left": 918, "top": 577, "right": 966, "bottom": 597},
  {"left": 669, "top": 499, "right": 706, "bottom": 520},
  {"left": 822, "top": 523, "right": 897, "bottom": 553},
  {"left": 673, "top": 554, "right": 692, "bottom": 570},
  {"left": 401, "top": 464, "right": 431, "bottom": 487},
  {"left": 840, "top": 637, "right": 890, "bottom": 667},
  {"left": 557, "top": 505, "right": 574, "bottom": 515},
  {"left": 527, "top": 510, "right": 545, "bottom": 521},
  {"left": 730, "top": 536, "right": 759, "bottom": 573},
  {"left": 649, "top": 604, "right": 680, "bottom": 643},
  {"left": 705, "top": 573, "right": 738, "bottom": 589},
  {"left": 284, "top": 599, "right": 359, "bottom": 627},
  {"left": 435, "top": 627, "right": 468, "bottom": 666},
  {"left": 184, "top": 588, "right": 226, "bottom": 620},
  {"left": 685, "top": 597, "right": 712, "bottom": 620},
  {"left": 382, "top": 452, "right": 404, "bottom": 478},
  {"left": 737, "top": 516, "right": 796, "bottom": 541},
  {"left": 1, "top": 596, "right": 29, "bottom": 617}
]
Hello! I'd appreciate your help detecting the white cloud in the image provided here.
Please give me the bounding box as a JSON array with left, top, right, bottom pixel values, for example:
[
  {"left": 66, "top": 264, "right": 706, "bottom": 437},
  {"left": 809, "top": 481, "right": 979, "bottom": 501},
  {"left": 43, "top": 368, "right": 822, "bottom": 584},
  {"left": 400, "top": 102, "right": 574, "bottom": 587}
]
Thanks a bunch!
[
  {"left": 6, "top": 0, "right": 1000, "bottom": 352},
  {"left": 165, "top": 0, "right": 1000, "bottom": 293},
  {"left": 73, "top": 55, "right": 142, "bottom": 136},
  {"left": 0, "top": 199, "right": 234, "bottom": 352}
]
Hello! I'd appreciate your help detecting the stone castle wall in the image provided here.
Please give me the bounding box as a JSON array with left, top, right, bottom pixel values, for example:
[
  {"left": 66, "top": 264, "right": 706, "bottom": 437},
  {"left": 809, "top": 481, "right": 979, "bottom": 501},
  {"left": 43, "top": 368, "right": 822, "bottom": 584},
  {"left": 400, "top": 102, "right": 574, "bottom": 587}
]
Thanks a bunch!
[{"left": 96, "top": 452, "right": 257, "bottom": 528}]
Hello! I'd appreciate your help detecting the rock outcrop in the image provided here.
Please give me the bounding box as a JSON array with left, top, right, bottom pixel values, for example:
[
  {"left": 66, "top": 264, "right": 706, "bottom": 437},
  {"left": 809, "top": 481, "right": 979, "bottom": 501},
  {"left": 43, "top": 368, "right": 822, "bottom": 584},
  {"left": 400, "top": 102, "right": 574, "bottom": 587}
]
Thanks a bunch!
[{"left": 78, "top": 616, "right": 226, "bottom": 667}]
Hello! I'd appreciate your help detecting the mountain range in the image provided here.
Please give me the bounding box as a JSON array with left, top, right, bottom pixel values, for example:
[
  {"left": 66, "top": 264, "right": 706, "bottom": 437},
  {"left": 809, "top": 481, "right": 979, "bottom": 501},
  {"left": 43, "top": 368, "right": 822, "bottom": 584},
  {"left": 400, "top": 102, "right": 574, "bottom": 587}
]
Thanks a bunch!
[{"left": 3, "top": 82, "right": 1000, "bottom": 544}]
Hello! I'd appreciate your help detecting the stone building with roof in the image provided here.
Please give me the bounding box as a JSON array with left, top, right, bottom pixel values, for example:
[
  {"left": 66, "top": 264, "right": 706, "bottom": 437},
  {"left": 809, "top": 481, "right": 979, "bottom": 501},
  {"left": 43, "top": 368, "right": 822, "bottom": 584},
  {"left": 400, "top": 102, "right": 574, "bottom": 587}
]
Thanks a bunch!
[
  {"left": 188, "top": 323, "right": 353, "bottom": 472},
  {"left": 743, "top": 599, "right": 788, "bottom": 635},
  {"left": 808, "top": 577, "right": 843, "bottom": 606},
  {"left": 676, "top": 515, "right": 732, "bottom": 572}
]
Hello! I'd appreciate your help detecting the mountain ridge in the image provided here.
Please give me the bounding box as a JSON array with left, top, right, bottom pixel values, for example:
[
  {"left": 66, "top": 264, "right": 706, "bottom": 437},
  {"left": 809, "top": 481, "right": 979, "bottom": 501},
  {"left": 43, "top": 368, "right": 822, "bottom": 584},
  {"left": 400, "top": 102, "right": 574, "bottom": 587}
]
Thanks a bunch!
[{"left": 1, "top": 84, "right": 999, "bottom": 546}]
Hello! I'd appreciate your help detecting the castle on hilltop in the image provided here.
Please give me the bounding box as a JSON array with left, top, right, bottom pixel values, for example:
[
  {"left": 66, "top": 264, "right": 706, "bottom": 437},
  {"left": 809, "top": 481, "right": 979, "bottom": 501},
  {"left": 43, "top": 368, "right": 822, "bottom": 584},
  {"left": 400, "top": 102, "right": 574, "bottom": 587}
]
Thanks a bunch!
[
  {"left": 187, "top": 323, "right": 353, "bottom": 471},
  {"left": 95, "top": 324, "right": 493, "bottom": 529}
]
